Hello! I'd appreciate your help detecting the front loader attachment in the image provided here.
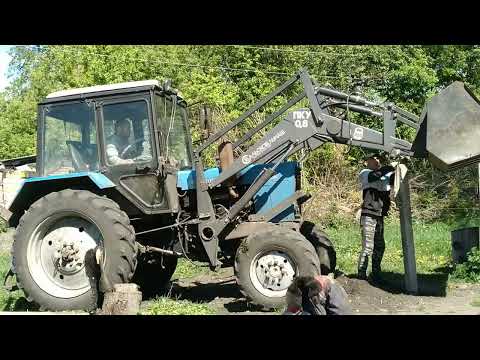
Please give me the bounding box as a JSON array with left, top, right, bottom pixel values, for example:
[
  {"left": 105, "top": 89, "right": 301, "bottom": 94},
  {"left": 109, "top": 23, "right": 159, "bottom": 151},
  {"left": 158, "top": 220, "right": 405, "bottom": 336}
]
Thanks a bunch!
[{"left": 412, "top": 81, "right": 480, "bottom": 171}]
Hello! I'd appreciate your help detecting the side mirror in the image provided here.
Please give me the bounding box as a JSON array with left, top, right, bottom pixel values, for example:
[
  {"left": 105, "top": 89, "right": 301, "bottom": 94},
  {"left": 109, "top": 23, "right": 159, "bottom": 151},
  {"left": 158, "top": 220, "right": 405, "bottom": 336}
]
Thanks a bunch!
[
  {"left": 199, "top": 105, "right": 212, "bottom": 139},
  {"left": 163, "top": 79, "right": 172, "bottom": 92}
]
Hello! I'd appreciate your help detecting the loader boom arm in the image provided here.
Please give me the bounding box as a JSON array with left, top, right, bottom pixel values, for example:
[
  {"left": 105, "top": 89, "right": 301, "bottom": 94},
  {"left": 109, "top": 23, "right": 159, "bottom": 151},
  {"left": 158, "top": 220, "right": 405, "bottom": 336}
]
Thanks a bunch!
[
  {"left": 199, "top": 69, "right": 418, "bottom": 189},
  {"left": 193, "top": 68, "right": 421, "bottom": 267}
]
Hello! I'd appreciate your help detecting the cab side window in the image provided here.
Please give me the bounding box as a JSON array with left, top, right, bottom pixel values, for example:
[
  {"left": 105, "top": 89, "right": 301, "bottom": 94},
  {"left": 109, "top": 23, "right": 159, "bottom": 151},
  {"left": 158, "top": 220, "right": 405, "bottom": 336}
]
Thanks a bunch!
[{"left": 102, "top": 100, "right": 153, "bottom": 166}]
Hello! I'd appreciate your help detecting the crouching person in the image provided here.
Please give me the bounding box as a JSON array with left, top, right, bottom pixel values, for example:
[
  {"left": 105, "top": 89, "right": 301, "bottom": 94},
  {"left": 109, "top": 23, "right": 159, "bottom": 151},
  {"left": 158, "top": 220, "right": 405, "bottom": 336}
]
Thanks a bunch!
[{"left": 283, "top": 275, "right": 352, "bottom": 315}]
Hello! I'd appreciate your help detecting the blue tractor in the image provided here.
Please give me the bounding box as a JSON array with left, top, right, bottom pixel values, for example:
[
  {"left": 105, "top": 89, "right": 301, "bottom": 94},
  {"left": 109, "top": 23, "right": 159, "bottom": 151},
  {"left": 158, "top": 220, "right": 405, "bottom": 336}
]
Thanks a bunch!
[{"left": 2, "top": 69, "right": 468, "bottom": 312}]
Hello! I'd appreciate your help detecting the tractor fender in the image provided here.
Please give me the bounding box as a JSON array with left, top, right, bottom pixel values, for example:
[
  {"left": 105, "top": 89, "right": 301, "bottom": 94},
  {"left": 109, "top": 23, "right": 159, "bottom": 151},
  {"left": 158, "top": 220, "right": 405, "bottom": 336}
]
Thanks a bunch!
[
  {"left": 224, "top": 221, "right": 300, "bottom": 241},
  {"left": 7, "top": 172, "right": 116, "bottom": 227}
]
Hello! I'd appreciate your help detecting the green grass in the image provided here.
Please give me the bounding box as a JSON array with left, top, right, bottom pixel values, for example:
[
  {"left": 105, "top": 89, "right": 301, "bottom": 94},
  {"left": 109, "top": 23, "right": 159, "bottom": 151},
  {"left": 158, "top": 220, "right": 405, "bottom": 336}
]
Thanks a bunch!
[
  {"left": 172, "top": 259, "right": 209, "bottom": 280},
  {"left": 142, "top": 297, "right": 215, "bottom": 315},
  {"left": 0, "top": 253, "right": 31, "bottom": 311},
  {"left": 329, "top": 219, "right": 453, "bottom": 276}
]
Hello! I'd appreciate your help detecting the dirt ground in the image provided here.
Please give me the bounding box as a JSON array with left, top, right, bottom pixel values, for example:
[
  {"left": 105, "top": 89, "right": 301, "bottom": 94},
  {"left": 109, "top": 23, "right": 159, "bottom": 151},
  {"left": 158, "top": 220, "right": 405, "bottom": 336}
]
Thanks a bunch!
[
  {"left": 335, "top": 274, "right": 480, "bottom": 315},
  {"left": 146, "top": 267, "right": 480, "bottom": 315},
  {"left": 3, "top": 228, "right": 480, "bottom": 315}
]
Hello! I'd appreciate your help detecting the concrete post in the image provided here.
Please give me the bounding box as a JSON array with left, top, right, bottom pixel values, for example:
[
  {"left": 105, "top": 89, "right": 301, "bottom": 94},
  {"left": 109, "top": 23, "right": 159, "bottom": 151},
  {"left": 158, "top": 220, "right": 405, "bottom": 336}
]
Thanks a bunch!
[{"left": 394, "top": 164, "right": 418, "bottom": 295}]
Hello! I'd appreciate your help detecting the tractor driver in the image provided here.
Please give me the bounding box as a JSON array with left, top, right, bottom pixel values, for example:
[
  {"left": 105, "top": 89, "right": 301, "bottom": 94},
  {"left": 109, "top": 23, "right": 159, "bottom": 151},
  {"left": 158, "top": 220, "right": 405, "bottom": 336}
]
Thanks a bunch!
[{"left": 106, "top": 118, "right": 136, "bottom": 165}]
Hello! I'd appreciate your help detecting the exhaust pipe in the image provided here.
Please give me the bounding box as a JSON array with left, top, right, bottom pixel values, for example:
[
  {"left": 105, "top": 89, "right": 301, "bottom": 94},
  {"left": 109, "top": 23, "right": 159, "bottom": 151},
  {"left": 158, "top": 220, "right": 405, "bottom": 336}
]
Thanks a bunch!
[
  {"left": 218, "top": 141, "right": 239, "bottom": 199},
  {"left": 412, "top": 81, "right": 480, "bottom": 171}
]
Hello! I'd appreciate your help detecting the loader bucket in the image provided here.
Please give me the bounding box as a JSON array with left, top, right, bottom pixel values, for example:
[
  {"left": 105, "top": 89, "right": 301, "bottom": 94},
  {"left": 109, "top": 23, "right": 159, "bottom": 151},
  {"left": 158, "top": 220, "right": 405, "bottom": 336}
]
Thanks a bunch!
[{"left": 412, "top": 81, "right": 480, "bottom": 171}]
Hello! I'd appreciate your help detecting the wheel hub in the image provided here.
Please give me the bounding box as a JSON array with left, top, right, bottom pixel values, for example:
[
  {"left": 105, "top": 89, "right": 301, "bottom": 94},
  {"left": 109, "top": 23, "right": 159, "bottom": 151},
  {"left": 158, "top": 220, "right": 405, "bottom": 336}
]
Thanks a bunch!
[
  {"left": 251, "top": 251, "right": 296, "bottom": 297},
  {"left": 53, "top": 241, "right": 84, "bottom": 275},
  {"left": 27, "top": 214, "right": 104, "bottom": 299}
]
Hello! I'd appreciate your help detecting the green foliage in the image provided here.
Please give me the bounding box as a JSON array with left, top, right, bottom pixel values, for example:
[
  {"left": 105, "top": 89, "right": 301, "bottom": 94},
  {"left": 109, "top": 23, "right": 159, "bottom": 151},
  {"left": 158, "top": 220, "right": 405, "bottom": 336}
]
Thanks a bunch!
[
  {"left": 0, "top": 93, "right": 36, "bottom": 159},
  {"left": 2, "top": 45, "right": 480, "bottom": 222},
  {"left": 0, "top": 254, "right": 32, "bottom": 311},
  {"left": 0, "top": 220, "right": 7, "bottom": 233},
  {"left": 322, "top": 203, "right": 351, "bottom": 230},
  {"left": 451, "top": 248, "right": 480, "bottom": 283}
]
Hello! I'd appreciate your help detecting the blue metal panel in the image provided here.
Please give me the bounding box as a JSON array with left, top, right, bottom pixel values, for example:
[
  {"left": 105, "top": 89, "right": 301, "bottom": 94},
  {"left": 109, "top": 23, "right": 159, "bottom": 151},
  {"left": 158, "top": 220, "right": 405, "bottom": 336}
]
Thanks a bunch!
[
  {"left": 8, "top": 172, "right": 117, "bottom": 217},
  {"left": 244, "top": 162, "right": 297, "bottom": 222},
  {"left": 176, "top": 162, "right": 298, "bottom": 222},
  {"left": 85, "top": 172, "right": 116, "bottom": 189},
  {"left": 177, "top": 167, "right": 221, "bottom": 191},
  {"left": 23, "top": 172, "right": 116, "bottom": 189}
]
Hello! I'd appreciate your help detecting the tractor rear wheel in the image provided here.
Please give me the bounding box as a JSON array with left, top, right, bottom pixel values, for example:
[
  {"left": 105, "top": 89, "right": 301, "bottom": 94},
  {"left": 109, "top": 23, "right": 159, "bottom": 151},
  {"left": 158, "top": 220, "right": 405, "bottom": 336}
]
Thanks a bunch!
[
  {"left": 234, "top": 227, "right": 320, "bottom": 310},
  {"left": 12, "top": 189, "right": 137, "bottom": 312},
  {"left": 300, "top": 221, "right": 337, "bottom": 275}
]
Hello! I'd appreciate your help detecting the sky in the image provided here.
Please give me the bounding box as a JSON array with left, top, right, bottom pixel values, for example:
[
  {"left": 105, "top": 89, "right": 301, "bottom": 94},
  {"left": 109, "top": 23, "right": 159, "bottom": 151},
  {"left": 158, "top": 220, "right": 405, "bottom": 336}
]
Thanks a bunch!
[{"left": 0, "top": 45, "right": 13, "bottom": 91}]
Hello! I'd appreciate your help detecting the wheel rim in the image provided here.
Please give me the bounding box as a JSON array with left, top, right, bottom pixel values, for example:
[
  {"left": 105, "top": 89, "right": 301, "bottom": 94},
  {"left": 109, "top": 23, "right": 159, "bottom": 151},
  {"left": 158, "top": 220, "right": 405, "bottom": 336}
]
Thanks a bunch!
[
  {"left": 27, "top": 212, "right": 103, "bottom": 299},
  {"left": 249, "top": 250, "right": 297, "bottom": 298}
]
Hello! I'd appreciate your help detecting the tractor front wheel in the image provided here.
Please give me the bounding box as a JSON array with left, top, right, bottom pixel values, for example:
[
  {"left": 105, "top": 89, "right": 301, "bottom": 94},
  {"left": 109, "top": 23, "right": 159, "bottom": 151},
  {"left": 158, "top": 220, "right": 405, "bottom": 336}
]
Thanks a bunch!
[
  {"left": 234, "top": 227, "right": 320, "bottom": 310},
  {"left": 12, "top": 189, "right": 137, "bottom": 312}
]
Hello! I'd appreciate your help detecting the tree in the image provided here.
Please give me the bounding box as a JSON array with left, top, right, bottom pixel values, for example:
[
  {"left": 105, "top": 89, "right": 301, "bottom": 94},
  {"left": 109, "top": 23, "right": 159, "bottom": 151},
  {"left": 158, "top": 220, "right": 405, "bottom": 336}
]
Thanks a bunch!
[{"left": 1, "top": 45, "right": 479, "bottom": 223}]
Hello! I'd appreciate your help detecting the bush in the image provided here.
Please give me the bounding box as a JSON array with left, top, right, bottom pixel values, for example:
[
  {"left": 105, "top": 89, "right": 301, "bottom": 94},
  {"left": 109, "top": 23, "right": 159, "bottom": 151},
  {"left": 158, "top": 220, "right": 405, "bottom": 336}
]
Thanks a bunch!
[
  {"left": 451, "top": 247, "right": 480, "bottom": 283},
  {"left": 0, "top": 220, "right": 7, "bottom": 233}
]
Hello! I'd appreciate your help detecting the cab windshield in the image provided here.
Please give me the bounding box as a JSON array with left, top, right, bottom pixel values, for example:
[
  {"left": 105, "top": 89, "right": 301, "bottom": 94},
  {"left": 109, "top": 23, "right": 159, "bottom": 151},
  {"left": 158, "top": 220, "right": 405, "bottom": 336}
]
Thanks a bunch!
[
  {"left": 42, "top": 102, "right": 98, "bottom": 176},
  {"left": 155, "top": 95, "right": 192, "bottom": 169}
]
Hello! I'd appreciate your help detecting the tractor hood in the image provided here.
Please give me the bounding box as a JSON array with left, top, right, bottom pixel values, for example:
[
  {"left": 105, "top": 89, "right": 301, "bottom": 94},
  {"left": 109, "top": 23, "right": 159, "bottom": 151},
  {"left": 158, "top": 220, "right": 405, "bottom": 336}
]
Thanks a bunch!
[{"left": 412, "top": 81, "right": 480, "bottom": 171}]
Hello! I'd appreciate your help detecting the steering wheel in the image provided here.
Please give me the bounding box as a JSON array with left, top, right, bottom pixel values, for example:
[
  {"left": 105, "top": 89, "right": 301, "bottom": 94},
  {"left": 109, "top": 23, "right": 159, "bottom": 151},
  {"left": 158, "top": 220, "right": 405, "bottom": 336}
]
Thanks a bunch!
[
  {"left": 68, "top": 143, "right": 88, "bottom": 171},
  {"left": 120, "top": 139, "right": 145, "bottom": 159}
]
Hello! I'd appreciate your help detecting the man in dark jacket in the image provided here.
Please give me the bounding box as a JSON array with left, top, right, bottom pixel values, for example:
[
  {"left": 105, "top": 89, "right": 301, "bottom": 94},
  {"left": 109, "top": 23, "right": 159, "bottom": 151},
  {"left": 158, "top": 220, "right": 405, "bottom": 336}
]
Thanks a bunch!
[
  {"left": 283, "top": 275, "right": 352, "bottom": 315},
  {"left": 357, "top": 153, "right": 395, "bottom": 281}
]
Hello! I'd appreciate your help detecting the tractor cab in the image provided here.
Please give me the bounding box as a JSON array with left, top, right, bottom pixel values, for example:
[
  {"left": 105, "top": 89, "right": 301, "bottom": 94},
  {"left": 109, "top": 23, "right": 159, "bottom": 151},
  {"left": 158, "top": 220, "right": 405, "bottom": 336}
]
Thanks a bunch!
[{"left": 36, "top": 80, "right": 193, "bottom": 214}]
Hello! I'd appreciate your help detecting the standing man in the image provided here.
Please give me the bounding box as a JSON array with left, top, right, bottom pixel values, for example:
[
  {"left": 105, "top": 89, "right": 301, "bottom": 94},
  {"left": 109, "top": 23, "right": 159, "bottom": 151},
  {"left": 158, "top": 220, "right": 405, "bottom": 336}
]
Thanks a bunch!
[{"left": 357, "top": 153, "right": 395, "bottom": 281}]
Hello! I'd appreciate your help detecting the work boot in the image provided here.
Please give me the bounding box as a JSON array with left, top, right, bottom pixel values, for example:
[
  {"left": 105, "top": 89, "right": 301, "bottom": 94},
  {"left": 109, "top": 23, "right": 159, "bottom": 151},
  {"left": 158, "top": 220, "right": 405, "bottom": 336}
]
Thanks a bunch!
[
  {"left": 370, "top": 269, "right": 382, "bottom": 284},
  {"left": 357, "top": 271, "right": 367, "bottom": 280},
  {"left": 372, "top": 262, "right": 382, "bottom": 274}
]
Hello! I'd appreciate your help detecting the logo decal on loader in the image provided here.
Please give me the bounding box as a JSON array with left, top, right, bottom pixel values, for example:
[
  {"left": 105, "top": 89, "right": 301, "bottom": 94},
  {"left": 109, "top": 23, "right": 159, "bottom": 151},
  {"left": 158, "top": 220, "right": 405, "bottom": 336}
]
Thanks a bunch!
[
  {"left": 293, "top": 110, "right": 311, "bottom": 128},
  {"left": 352, "top": 127, "right": 364, "bottom": 140},
  {"left": 293, "top": 110, "right": 311, "bottom": 120},
  {"left": 242, "top": 155, "right": 252, "bottom": 164},
  {"left": 241, "top": 129, "right": 287, "bottom": 165}
]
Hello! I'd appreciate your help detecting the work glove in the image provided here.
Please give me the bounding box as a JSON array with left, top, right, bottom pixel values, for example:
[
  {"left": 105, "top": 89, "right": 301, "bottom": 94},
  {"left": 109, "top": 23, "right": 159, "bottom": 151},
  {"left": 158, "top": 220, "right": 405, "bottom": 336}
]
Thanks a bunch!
[{"left": 393, "top": 163, "right": 408, "bottom": 198}]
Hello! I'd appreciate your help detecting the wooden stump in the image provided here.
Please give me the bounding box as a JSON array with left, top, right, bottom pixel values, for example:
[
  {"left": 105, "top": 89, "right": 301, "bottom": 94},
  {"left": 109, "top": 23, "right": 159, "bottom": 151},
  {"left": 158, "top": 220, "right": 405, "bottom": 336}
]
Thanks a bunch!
[{"left": 99, "top": 283, "right": 142, "bottom": 315}]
